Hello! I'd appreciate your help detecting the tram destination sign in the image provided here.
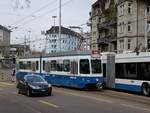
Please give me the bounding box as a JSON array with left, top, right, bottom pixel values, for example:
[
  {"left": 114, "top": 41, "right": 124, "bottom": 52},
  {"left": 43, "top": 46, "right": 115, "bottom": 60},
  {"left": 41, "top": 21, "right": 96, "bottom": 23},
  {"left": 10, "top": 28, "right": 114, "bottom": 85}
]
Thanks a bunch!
[{"left": 91, "top": 50, "right": 101, "bottom": 58}]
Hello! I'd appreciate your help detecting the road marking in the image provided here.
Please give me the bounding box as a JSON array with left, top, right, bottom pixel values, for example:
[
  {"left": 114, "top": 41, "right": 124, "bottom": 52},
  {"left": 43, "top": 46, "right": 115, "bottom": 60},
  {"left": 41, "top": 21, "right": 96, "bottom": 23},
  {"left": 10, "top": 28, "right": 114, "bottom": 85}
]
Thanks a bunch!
[
  {"left": 55, "top": 90, "right": 113, "bottom": 104},
  {"left": 12, "top": 92, "right": 17, "bottom": 94},
  {"left": 120, "top": 103, "right": 150, "bottom": 112},
  {"left": 38, "top": 100, "right": 59, "bottom": 108}
]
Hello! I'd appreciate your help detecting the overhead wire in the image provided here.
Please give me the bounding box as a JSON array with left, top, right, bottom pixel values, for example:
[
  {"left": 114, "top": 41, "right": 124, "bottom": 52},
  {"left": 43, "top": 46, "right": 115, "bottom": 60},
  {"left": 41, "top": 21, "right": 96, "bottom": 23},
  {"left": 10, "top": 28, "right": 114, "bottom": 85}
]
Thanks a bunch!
[
  {"left": 13, "top": 0, "right": 73, "bottom": 28},
  {"left": 10, "top": 0, "right": 58, "bottom": 27},
  {"left": 11, "top": 0, "right": 73, "bottom": 51}
]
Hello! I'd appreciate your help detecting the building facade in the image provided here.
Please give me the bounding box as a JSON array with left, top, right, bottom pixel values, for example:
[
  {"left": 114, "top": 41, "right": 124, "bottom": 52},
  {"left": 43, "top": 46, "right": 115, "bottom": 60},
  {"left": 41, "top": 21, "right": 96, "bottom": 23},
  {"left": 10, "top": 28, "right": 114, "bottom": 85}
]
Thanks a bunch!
[
  {"left": 117, "top": 0, "right": 150, "bottom": 53},
  {"left": 90, "top": 0, "right": 117, "bottom": 52},
  {"left": 0, "top": 25, "right": 11, "bottom": 58},
  {"left": 45, "top": 26, "right": 81, "bottom": 53},
  {"left": 10, "top": 44, "right": 30, "bottom": 57},
  {"left": 81, "top": 32, "right": 91, "bottom": 50}
]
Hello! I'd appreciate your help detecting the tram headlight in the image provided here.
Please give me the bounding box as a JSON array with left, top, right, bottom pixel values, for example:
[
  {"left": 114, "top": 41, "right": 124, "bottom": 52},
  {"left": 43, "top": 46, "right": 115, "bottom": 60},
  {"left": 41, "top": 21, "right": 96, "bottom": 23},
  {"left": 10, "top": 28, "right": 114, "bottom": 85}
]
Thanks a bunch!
[{"left": 96, "top": 78, "right": 99, "bottom": 81}]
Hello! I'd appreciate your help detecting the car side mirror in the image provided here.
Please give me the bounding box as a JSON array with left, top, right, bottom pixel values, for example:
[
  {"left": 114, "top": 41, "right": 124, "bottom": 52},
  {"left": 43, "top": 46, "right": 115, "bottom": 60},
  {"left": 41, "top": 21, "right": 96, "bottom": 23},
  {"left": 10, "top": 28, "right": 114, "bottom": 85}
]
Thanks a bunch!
[{"left": 24, "top": 81, "right": 28, "bottom": 85}]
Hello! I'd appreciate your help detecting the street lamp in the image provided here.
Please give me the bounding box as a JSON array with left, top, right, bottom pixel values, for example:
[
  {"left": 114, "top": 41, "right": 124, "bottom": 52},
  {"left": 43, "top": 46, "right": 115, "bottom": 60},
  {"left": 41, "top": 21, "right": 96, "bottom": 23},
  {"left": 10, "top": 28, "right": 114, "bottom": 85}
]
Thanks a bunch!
[
  {"left": 59, "top": 0, "right": 62, "bottom": 52},
  {"left": 52, "top": 16, "right": 57, "bottom": 35}
]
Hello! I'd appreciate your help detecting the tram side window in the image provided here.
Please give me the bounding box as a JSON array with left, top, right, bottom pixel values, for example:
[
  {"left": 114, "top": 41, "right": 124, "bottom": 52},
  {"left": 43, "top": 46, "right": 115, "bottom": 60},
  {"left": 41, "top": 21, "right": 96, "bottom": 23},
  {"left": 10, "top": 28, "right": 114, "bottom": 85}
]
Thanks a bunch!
[
  {"left": 91, "top": 59, "right": 101, "bottom": 74},
  {"left": 57, "top": 60, "right": 63, "bottom": 71},
  {"left": 116, "top": 63, "right": 125, "bottom": 78},
  {"left": 19, "top": 61, "right": 31, "bottom": 70},
  {"left": 45, "top": 62, "right": 51, "bottom": 72},
  {"left": 80, "top": 59, "right": 90, "bottom": 74},
  {"left": 137, "top": 63, "right": 150, "bottom": 80},
  {"left": 43, "top": 60, "right": 45, "bottom": 71},
  {"left": 125, "top": 63, "right": 137, "bottom": 79},
  {"left": 19, "top": 61, "right": 24, "bottom": 69},
  {"left": 116, "top": 63, "right": 137, "bottom": 79},
  {"left": 63, "top": 60, "right": 70, "bottom": 72},
  {"left": 36, "top": 61, "right": 39, "bottom": 70},
  {"left": 51, "top": 60, "right": 57, "bottom": 71},
  {"left": 26, "top": 61, "right": 31, "bottom": 70},
  {"left": 31, "top": 62, "right": 36, "bottom": 71}
]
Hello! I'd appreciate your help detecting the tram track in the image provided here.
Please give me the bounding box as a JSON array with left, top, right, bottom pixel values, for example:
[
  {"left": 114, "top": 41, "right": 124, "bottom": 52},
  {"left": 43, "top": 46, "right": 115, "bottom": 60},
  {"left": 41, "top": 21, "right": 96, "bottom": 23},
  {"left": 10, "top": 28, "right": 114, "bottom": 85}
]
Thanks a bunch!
[{"left": 95, "top": 89, "right": 150, "bottom": 105}]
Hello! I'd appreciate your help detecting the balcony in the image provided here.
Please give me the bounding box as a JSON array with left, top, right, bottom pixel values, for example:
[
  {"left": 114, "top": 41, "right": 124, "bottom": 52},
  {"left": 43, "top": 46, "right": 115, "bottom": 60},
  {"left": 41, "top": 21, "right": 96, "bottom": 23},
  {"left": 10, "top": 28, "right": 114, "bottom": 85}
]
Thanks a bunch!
[
  {"left": 98, "top": 17, "right": 117, "bottom": 30},
  {"left": 97, "top": 33, "right": 117, "bottom": 44}
]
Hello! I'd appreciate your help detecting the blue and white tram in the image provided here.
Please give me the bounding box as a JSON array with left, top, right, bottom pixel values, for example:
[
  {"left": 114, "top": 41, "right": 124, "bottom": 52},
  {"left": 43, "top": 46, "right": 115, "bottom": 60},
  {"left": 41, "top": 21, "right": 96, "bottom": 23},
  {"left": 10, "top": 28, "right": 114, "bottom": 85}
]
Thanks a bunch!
[
  {"left": 102, "top": 52, "right": 150, "bottom": 96},
  {"left": 16, "top": 51, "right": 103, "bottom": 89}
]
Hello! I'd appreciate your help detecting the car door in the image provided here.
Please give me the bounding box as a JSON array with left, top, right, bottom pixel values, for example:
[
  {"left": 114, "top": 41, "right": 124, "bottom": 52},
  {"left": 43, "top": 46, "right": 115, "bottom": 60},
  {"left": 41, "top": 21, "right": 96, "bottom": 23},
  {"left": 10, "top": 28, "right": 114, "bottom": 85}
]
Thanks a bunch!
[{"left": 19, "top": 79, "right": 28, "bottom": 93}]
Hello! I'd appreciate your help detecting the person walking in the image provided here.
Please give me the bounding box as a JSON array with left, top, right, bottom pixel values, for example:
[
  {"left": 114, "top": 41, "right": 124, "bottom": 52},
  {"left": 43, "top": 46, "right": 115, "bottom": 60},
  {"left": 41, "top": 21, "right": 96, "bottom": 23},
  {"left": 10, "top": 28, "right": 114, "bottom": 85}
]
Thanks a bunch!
[{"left": 11, "top": 68, "right": 16, "bottom": 82}]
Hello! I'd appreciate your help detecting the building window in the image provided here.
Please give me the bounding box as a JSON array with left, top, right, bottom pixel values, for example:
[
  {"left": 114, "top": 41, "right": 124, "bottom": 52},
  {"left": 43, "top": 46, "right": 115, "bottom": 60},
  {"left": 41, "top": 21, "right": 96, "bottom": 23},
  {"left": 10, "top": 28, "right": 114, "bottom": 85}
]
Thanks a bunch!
[
  {"left": 54, "top": 45, "right": 56, "bottom": 48},
  {"left": 128, "top": 3, "right": 132, "bottom": 14},
  {"left": 120, "top": 4, "right": 124, "bottom": 16},
  {"left": 128, "top": 22, "right": 132, "bottom": 32},
  {"left": 52, "top": 34, "right": 56, "bottom": 37},
  {"left": 147, "top": 21, "right": 150, "bottom": 31},
  {"left": 148, "top": 39, "right": 150, "bottom": 49},
  {"left": 93, "top": 31, "right": 96, "bottom": 36},
  {"left": 119, "top": 40, "right": 124, "bottom": 50},
  {"left": 128, "top": 39, "right": 131, "bottom": 49},
  {"left": 147, "top": 6, "right": 150, "bottom": 14},
  {"left": 119, "top": 22, "right": 124, "bottom": 33},
  {"left": 0, "top": 36, "right": 3, "bottom": 41}
]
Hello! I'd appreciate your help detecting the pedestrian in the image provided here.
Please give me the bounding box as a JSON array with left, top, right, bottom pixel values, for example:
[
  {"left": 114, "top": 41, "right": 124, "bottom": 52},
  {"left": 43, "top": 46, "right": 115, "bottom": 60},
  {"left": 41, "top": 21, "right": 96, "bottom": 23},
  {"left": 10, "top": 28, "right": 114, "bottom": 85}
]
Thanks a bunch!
[{"left": 11, "top": 68, "right": 16, "bottom": 82}]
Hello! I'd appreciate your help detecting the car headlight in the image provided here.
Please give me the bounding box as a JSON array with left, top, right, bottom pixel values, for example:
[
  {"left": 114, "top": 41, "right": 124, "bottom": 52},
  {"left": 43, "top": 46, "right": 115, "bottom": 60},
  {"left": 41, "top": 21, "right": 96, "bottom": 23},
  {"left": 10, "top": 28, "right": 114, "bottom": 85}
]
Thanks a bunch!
[{"left": 48, "top": 84, "right": 52, "bottom": 87}]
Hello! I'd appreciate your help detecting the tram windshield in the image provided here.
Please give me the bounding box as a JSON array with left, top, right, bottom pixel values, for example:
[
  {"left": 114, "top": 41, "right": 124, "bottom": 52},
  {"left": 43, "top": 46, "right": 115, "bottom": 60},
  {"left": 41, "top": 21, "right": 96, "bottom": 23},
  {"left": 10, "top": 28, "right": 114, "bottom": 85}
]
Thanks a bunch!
[{"left": 91, "top": 59, "right": 101, "bottom": 74}]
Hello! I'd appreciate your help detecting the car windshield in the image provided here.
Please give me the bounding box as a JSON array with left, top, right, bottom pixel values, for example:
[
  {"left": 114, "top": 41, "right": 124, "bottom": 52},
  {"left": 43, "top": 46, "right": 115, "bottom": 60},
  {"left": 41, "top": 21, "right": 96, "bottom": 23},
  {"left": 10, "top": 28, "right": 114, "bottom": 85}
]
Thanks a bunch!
[{"left": 26, "top": 75, "right": 45, "bottom": 83}]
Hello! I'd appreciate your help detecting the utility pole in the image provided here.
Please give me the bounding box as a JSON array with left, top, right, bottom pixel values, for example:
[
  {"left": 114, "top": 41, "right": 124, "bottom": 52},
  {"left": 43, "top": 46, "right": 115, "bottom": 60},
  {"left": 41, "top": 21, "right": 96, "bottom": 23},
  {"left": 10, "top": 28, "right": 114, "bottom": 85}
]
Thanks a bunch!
[
  {"left": 24, "top": 35, "right": 27, "bottom": 56},
  {"left": 52, "top": 16, "right": 57, "bottom": 34},
  {"left": 136, "top": 0, "right": 139, "bottom": 55},
  {"left": 59, "top": 0, "right": 62, "bottom": 52},
  {"left": 28, "top": 30, "right": 31, "bottom": 52}
]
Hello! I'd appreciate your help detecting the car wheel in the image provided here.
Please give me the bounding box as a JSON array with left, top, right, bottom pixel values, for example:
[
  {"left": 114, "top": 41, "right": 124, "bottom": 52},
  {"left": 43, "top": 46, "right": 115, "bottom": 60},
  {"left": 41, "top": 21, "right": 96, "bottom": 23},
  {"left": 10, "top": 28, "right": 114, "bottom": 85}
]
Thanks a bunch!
[
  {"left": 142, "top": 83, "right": 150, "bottom": 96},
  {"left": 48, "top": 88, "right": 52, "bottom": 96},
  {"left": 18, "top": 89, "right": 21, "bottom": 94},
  {"left": 49, "top": 91, "right": 52, "bottom": 96},
  {"left": 26, "top": 89, "right": 32, "bottom": 97}
]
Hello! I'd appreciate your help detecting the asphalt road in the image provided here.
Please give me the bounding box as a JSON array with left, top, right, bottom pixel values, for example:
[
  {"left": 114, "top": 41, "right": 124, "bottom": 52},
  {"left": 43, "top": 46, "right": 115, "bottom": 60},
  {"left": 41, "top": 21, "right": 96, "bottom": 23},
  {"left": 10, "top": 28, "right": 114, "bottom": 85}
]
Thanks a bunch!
[{"left": 0, "top": 82, "right": 150, "bottom": 113}]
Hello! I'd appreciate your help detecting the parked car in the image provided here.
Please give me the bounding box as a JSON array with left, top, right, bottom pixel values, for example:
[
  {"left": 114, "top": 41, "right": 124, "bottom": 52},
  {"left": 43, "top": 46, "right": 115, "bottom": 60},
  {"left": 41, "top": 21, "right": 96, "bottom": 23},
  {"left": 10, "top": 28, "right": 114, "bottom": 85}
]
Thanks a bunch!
[{"left": 17, "top": 74, "right": 52, "bottom": 97}]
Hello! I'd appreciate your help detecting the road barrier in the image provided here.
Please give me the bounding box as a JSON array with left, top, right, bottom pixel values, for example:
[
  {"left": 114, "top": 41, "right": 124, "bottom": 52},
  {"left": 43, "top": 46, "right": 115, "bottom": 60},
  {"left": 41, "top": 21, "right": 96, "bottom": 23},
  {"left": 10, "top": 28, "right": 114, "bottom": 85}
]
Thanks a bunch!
[{"left": 0, "top": 72, "right": 10, "bottom": 82}]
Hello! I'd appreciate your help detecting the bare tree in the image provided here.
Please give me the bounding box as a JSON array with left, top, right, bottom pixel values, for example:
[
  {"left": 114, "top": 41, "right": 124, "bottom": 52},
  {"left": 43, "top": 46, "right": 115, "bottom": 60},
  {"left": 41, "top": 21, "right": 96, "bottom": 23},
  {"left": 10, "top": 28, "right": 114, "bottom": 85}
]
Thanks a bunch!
[{"left": 12, "top": 0, "right": 31, "bottom": 10}]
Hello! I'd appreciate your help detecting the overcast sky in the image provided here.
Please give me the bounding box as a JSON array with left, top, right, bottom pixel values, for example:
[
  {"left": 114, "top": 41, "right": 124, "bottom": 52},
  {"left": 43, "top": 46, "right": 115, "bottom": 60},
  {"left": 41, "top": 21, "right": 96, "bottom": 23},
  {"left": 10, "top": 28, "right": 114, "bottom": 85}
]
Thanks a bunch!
[{"left": 0, "top": 0, "right": 95, "bottom": 50}]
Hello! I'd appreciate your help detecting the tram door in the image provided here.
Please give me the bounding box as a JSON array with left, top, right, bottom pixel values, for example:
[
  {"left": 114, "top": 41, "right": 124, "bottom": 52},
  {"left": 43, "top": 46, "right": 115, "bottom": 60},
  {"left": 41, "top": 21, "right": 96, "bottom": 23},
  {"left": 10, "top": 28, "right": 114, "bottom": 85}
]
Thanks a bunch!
[{"left": 105, "top": 54, "right": 115, "bottom": 88}]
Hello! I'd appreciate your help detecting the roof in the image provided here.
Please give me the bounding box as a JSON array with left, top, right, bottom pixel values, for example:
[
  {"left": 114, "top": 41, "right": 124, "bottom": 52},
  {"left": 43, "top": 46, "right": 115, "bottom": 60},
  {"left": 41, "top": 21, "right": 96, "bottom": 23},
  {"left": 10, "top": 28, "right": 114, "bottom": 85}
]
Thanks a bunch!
[
  {"left": 0, "top": 25, "right": 11, "bottom": 32},
  {"left": 46, "top": 26, "right": 83, "bottom": 39},
  {"left": 92, "top": 0, "right": 100, "bottom": 8},
  {"left": 19, "top": 50, "right": 91, "bottom": 59}
]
